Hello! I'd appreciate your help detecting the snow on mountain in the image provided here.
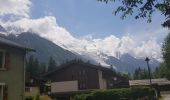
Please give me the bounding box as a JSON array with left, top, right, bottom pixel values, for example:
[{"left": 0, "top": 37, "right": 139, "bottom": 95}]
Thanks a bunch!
[
  {"left": 0, "top": 25, "right": 7, "bottom": 34},
  {"left": 1, "top": 24, "right": 160, "bottom": 73}
]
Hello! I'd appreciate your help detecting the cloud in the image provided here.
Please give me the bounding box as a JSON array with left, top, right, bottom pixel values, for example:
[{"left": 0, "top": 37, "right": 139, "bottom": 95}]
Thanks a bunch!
[
  {"left": 0, "top": 16, "right": 164, "bottom": 61},
  {"left": 82, "top": 35, "right": 162, "bottom": 61},
  {"left": 134, "top": 40, "right": 162, "bottom": 61},
  {"left": 0, "top": 0, "right": 31, "bottom": 17},
  {"left": 1, "top": 16, "right": 77, "bottom": 45}
]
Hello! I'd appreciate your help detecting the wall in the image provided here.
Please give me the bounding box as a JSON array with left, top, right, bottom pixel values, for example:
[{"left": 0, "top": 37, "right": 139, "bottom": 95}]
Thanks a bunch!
[
  {"left": 0, "top": 45, "right": 25, "bottom": 100},
  {"left": 48, "top": 63, "right": 100, "bottom": 90},
  {"left": 51, "top": 81, "right": 78, "bottom": 93},
  {"left": 98, "top": 70, "right": 107, "bottom": 89}
]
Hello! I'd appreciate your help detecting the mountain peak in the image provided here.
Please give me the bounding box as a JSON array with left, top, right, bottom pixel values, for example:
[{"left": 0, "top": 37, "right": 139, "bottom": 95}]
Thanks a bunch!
[{"left": 0, "top": 25, "right": 8, "bottom": 35}]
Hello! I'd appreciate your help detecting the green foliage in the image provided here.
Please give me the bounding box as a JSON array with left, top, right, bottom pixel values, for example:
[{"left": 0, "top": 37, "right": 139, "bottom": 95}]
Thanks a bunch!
[
  {"left": 48, "top": 56, "right": 57, "bottom": 71},
  {"left": 26, "top": 55, "right": 40, "bottom": 77},
  {"left": 153, "top": 62, "right": 170, "bottom": 79},
  {"left": 25, "top": 95, "right": 40, "bottom": 100},
  {"left": 35, "top": 95, "right": 40, "bottom": 100},
  {"left": 26, "top": 55, "right": 48, "bottom": 77},
  {"left": 162, "top": 33, "right": 170, "bottom": 68},
  {"left": 98, "top": 0, "right": 170, "bottom": 28},
  {"left": 73, "top": 87, "right": 155, "bottom": 100},
  {"left": 133, "top": 68, "right": 150, "bottom": 80},
  {"left": 25, "top": 96, "right": 34, "bottom": 100},
  {"left": 153, "top": 33, "right": 170, "bottom": 79},
  {"left": 39, "top": 62, "right": 47, "bottom": 74}
]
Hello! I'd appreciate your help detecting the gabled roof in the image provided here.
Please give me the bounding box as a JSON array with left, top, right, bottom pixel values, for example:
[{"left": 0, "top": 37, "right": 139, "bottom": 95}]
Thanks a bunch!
[
  {"left": 0, "top": 36, "right": 35, "bottom": 51},
  {"left": 45, "top": 61, "right": 113, "bottom": 76}
]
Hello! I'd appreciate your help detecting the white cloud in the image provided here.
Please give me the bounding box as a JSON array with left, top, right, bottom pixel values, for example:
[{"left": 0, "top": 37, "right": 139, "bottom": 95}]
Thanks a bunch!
[
  {"left": 1, "top": 16, "right": 77, "bottom": 45},
  {"left": 134, "top": 39, "right": 162, "bottom": 61},
  {"left": 0, "top": 0, "right": 31, "bottom": 17},
  {"left": 0, "top": 16, "right": 164, "bottom": 62},
  {"left": 82, "top": 35, "right": 162, "bottom": 61}
]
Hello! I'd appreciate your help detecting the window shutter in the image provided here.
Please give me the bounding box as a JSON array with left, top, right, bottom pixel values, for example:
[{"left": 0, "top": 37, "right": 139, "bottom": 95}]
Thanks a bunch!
[{"left": 4, "top": 52, "right": 10, "bottom": 70}]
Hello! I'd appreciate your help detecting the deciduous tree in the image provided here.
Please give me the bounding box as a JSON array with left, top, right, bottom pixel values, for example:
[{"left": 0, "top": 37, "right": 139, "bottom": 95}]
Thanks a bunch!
[{"left": 98, "top": 0, "right": 170, "bottom": 28}]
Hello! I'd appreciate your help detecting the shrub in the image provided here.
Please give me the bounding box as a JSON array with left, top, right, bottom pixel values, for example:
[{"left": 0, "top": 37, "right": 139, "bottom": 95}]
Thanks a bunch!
[
  {"left": 25, "top": 96, "right": 34, "bottom": 100},
  {"left": 73, "top": 87, "right": 155, "bottom": 100},
  {"left": 25, "top": 95, "right": 40, "bottom": 100}
]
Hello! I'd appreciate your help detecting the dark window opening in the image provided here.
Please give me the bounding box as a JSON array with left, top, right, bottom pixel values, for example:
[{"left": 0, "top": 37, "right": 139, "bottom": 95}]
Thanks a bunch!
[{"left": 0, "top": 52, "right": 4, "bottom": 68}]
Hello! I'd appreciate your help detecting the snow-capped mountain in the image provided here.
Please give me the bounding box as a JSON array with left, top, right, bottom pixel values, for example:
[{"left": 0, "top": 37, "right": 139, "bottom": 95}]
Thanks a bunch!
[
  {"left": 0, "top": 25, "right": 7, "bottom": 33},
  {"left": 1, "top": 25, "right": 160, "bottom": 73}
]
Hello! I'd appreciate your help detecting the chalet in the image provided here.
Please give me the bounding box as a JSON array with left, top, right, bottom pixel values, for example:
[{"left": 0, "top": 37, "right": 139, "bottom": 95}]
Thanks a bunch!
[
  {"left": 0, "top": 36, "right": 34, "bottom": 100},
  {"left": 45, "top": 61, "right": 129, "bottom": 100}
]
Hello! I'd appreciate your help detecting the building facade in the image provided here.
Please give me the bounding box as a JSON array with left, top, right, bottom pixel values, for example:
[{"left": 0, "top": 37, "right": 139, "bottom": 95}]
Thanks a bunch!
[{"left": 0, "top": 36, "right": 33, "bottom": 100}]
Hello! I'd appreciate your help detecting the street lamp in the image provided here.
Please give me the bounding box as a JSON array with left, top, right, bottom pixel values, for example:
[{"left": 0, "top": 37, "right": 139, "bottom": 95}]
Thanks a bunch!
[{"left": 145, "top": 57, "right": 152, "bottom": 87}]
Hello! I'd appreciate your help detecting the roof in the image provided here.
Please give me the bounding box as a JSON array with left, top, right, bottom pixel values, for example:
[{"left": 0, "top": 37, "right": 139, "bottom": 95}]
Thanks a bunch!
[
  {"left": 45, "top": 61, "right": 113, "bottom": 76},
  {"left": 129, "top": 78, "right": 170, "bottom": 86},
  {"left": 0, "top": 36, "right": 35, "bottom": 51}
]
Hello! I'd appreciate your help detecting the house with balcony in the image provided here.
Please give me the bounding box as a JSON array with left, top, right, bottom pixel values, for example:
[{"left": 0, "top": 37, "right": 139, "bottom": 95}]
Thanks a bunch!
[
  {"left": 45, "top": 61, "right": 129, "bottom": 100},
  {"left": 0, "top": 35, "right": 34, "bottom": 100}
]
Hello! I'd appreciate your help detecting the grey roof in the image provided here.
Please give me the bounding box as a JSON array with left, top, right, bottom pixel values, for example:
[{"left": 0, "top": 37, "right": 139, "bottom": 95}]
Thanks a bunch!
[
  {"left": 0, "top": 36, "right": 34, "bottom": 51},
  {"left": 129, "top": 78, "right": 170, "bottom": 86}
]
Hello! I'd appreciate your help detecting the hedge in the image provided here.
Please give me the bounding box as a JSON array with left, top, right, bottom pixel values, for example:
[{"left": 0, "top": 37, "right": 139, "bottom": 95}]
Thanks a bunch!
[
  {"left": 25, "top": 95, "right": 40, "bottom": 100},
  {"left": 73, "top": 87, "right": 155, "bottom": 100}
]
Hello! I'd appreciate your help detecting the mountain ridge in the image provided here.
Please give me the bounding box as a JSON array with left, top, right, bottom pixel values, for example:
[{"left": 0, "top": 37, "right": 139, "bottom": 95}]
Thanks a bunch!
[{"left": 0, "top": 25, "right": 160, "bottom": 73}]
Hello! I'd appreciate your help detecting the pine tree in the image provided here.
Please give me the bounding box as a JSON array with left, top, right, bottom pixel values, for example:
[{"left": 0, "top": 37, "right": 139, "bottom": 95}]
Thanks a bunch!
[
  {"left": 26, "top": 55, "right": 40, "bottom": 77},
  {"left": 133, "top": 68, "right": 150, "bottom": 80},
  {"left": 40, "top": 62, "right": 47, "bottom": 74},
  {"left": 34, "top": 58, "right": 40, "bottom": 76},
  {"left": 48, "top": 56, "right": 57, "bottom": 72}
]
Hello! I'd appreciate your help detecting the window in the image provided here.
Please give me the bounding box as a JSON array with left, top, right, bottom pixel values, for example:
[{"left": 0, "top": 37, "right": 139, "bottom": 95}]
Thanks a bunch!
[
  {"left": 0, "top": 51, "right": 5, "bottom": 69},
  {"left": 0, "top": 84, "right": 7, "bottom": 100},
  {"left": 79, "top": 70, "right": 86, "bottom": 76},
  {"left": 79, "top": 81, "right": 86, "bottom": 90},
  {"left": 0, "top": 50, "right": 10, "bottom": 70},
  {"left": 25, "top": 87, "right": 32, "bottom": 92}
]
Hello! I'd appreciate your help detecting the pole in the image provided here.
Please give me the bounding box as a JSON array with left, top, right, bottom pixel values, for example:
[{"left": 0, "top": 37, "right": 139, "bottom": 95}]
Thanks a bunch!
[{"left": 145, "top": 57, "right": 152, "bottom": 87}]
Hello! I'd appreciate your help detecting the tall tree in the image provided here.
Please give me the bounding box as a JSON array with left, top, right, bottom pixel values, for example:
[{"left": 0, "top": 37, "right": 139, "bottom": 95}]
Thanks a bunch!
[
  {"left": 98, "top": 0, "right": 170, "bottom": 28},
  {"left": 162, "top": 33, "right": 170, "bottom": 68},
  {"left": 26, "top": 56, "right": 40, "bottom": 77},
  {"left": 39, "top": 62, "right": 47, "bottom": 74},
  {"left": 26, "top": 55, "right": 34, "bottom": 73},
  {"left": 34, "top": 58, "right": 40, "bottom": 76},
  {"left": 133, "top": 68, "right": 150, "bottom": 80},
  {"left": 48, "top": 56, "right": 57, "bottom": 71},
  {"left": 153, "top": 62, "right": 170, "bottom": 79}
]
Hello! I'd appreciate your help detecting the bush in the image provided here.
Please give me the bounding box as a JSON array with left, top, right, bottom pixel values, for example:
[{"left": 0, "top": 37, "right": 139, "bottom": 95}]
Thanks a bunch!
[
  {"left": 25, "top": 96, "right": 34, "bottom": 100},
  {"left": 25, "top": 95, "right": 40, "bottom": 100},
  {"left": 73, "top": 87, "right": 155, "bottom": 100}
]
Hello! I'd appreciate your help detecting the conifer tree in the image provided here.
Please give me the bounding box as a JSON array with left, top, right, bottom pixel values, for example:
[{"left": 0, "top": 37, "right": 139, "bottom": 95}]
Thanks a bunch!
[{"left": 48, "top": 56, "right": 57, "bottom": 72}]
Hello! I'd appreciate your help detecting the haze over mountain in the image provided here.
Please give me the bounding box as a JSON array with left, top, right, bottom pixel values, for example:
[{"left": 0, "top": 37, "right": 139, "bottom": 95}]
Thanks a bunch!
[{"left": 0, "top": 25, "right": 159, "bottom": 73}]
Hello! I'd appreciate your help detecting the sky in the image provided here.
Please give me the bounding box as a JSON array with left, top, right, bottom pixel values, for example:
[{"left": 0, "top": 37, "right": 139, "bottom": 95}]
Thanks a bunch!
[{"left": 0, "top": 0, "right": 169, "bottom": 61}]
